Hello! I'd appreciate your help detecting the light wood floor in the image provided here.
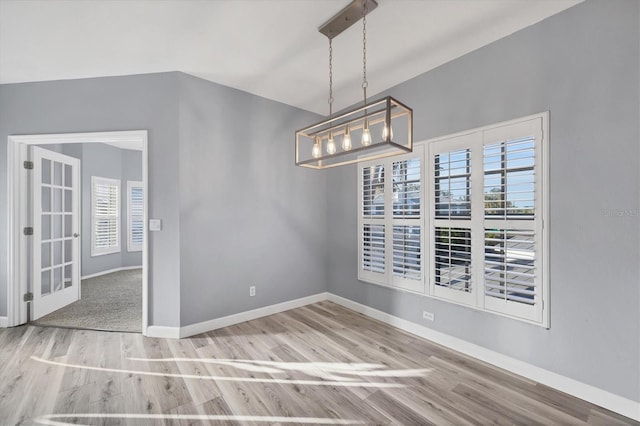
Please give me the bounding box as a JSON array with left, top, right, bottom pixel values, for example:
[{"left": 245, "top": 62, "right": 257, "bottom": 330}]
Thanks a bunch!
[{"left": 0, "top": 301, "right": 635, "bottom": 425}]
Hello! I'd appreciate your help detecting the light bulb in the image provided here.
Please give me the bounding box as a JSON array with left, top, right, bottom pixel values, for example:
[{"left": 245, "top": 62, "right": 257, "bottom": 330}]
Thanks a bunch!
[
  {"left": 361, "top": 122, "right": 371, "bottom": 146},
  {"left": 342, "top": 128, "right": 352, "bottom": 151},
  {"left": 312, "top": 140, "right": 321, "bottom": 158},
  {"left": 327, "top": 135, "right": 337, "bottom": 155},
  {"left": 382, "top": 123, "right": 394, "bottom": 141}
]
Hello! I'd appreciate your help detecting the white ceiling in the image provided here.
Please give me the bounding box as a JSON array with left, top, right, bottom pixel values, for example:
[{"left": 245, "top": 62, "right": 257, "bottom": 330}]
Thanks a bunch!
[{"left": 0, "top": 0, "right": 582, "bottom": 115}]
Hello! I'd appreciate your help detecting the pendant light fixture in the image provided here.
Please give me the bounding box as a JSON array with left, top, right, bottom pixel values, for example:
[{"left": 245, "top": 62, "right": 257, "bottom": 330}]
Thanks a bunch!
[{"left": 296, "top": 0, "right": 413, "bottom": 169}]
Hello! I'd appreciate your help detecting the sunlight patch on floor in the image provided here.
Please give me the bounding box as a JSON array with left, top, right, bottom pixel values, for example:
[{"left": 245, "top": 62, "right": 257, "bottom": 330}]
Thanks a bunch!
[
  {"left": 129, "top": 357, "right": 432, "bottom": 381},
  {"left": 34, "top": 414, "right": 364, "bottom": 426},
  {"left": 31, "top": 356, "right": 418, "bottom": 388}
]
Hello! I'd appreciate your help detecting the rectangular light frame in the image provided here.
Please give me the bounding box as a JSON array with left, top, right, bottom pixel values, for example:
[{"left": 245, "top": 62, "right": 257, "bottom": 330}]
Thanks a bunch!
[{"left": 295, "top": 96, "right": 413, "bottom": 169}]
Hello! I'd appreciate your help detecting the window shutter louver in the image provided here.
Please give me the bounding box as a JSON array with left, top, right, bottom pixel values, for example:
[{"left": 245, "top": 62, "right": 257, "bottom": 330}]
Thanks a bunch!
[
  {"left": 91, "top": 177, "right": 120, "bottom": 256},
  {"left": 392, "top": 225, "right": 421, "bottom": 279},
  {"left": 483, "top": 137, "right": 535, "bottom": 219},
  {"left": 362, "top": 224, "right": 385, "bottom": 273},
  {"left": 127, "top": 182, "right": 144, "bottom": 252},
  {"left": 434, "top": 227, "right": 472, "bottom": 292},
  {"left": 363, "top": 165, "right": 385, "bottom": 218},
  {"left": 434, "top": 149, "right": 471, "bottom": 219},
  {"left": 393, "top": 159, "right": 421, "bottom": 218},
  {"left": 484, "top": 229, "right": 536, "bottom": 304}
]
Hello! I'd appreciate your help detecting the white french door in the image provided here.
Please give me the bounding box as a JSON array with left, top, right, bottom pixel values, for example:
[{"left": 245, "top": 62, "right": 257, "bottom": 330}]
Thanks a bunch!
[{"left": 31, "top": 146, "right": 81, "bottom": 320}]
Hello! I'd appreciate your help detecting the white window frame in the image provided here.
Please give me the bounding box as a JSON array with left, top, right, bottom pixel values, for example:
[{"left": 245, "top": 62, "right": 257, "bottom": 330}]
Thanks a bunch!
[
  {"left": 91, "top": 176, "right": 121, "bottom": 256},
  {"left": 357, "top": 112, "right": 549, "bottom": 327},
  {"left": 127, "top": 180, "right": 144, "bottom": 252}
]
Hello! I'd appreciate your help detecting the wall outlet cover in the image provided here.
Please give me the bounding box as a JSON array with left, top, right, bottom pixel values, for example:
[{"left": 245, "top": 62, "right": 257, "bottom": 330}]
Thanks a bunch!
[
  {"left": 149, "top": 219, "right": 162, "bottom": 231},
  {"left": 423, "top": 311, "right": 435, "bottom": 321}
]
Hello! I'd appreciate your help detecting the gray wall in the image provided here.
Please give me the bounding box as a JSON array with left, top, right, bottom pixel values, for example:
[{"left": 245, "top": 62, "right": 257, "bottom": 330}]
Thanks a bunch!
[
  {"left": 78, "top": 143, "right": 122, "bottom": 275},
  {"left": 0, "top": 71, "right": 323, "bottom": 329},
  {"left": 326, "top": 0, "right": 639, "bottom": 402},
  {"left": 121, "top": 148, "right": 143, "bottom": 268},
  {"left": 54, "top": 143, "right": 142, "bottom": 276},
  {"left": 177, "top": 73, "right": 326, "bottom": 326},
  {"left": 0, "top": 73, "right": 181, "bottom": 327}
]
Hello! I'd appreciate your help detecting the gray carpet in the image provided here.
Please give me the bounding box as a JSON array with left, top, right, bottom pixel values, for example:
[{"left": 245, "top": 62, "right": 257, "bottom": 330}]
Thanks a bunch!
[{"left": 33, "top": 269, "right": 142, "bottom": 332}]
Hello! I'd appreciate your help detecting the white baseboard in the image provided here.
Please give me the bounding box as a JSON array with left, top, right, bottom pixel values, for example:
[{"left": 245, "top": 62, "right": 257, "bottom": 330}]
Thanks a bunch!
[
  {"left": 327, "top": 293, "right": 640, "bottom": 422},
  {"left": 179, "top": 292, "right": 329, "bottom": 338},
  {"left": 81, "top": 265, "right": 142, "bottom": 280},
  {"left": 0, "top": 317, "right": 8, "bottom": 328},
  {"left": 146, "top": 325, "right": 180, "bottom": 339}
]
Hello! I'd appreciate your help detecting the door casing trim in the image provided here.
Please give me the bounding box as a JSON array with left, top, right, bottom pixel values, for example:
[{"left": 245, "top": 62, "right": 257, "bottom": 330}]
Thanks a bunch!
[{"left": 6, "top": 130, "right": 149, "bottom": 334}]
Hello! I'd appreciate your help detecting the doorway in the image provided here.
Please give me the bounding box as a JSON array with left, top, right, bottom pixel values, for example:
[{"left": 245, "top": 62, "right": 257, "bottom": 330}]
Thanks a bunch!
[{"left": 6, "top": 131, "right": 149, "bottom": 334}]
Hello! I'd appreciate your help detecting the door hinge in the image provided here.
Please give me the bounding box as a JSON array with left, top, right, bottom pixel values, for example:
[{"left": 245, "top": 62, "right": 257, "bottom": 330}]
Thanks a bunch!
[
  {"left": 23, "top": 227, "right": 33, "bottom": 236},
  {"left": 23, "top": 293, "right": 33, "bottom": 302},
  {"left": 23, "top": 161, "right": 33, "bottom": 170}
]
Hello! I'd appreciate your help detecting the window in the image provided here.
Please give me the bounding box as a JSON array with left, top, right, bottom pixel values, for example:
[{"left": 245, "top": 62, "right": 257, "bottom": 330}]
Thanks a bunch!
[
  {"left": 91, "top": 176, "right": 120, "bottom": 256},
  {"left": 360, "top": 163, "right": 386, "bottom": 281},
  {"left": 431, "top": 134, "right": 476, "bottom": 306},
  {"left": 480, "top": 119, "right": 545, "bottom": 323},
  {"left": 127, "top": 181, "right": 144, "bottom": 252},
  {"left": 358, "top": 146, "right": 424, "bottom": 293},
  {"left": 358, "top": 113, "right": 548, "bottom": 326}
]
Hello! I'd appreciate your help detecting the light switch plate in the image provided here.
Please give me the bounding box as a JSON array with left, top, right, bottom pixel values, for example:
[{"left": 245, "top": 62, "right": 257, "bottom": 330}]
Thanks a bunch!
[{"left": 149, "top": 219, "right": 162, "bottom": 231}]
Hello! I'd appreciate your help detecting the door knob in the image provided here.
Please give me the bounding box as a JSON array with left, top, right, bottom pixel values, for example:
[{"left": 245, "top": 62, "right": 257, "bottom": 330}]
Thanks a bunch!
[{"left": 73, "top": 233, "right": 80, "bottom": 238}]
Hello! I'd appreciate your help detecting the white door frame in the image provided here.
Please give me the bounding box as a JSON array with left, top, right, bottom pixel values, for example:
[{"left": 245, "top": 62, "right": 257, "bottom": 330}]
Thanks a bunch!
[{"left": 6, "top": 130, "right": 149, "bottom": 334}]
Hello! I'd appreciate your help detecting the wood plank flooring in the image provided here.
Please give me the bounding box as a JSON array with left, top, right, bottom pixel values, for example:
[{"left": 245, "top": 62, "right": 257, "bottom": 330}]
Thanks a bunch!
[{"left": 0, "top": 301, "right": 636, "bottom": 425}]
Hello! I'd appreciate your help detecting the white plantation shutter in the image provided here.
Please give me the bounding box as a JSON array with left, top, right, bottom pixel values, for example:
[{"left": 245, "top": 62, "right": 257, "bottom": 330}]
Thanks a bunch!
[
  {"left": 392, "top": 159, "right": 421, "bottom": 218},
  {"left": 484, "top": 229, "right": 535, "bottom": 304},
  {"left": 362, "top": 224, "right": 385, "bottom": 273},
  {"left": 360, "top": 164, "right": 386, "bottom": 284},
  {"left": 362, "top": 164, "right": 385, "bottom": 218},
  {"left": 358, "top": 114, "right": 547, "bottom": 326},
  {"left": 359, "top": 147, "right": 424, "bottom": 293},
  {"left": 391, "top": 156, "right": 423, "bottom": 292},
  {"left": 434, "top": 227, "right": 472, "bottom": 292},
  {"left": 92, "top": 177, "right": 120, "bottom": 256},
  {"left": 482, "top": 118, "right": 544, "bottom": 323},
  {"left": 426, "top": 114, "right": 547, "bottom": 326},
  {"left": 434, "top": 148, "right": 472, "bottom": 219},
  {"left": 483, "top": 137, "right": 535, "bottom": 219},
  {"left": 430, "top": 135, "right": 478, "bottom": 306},
  {"left": 127, "top": 181, "right": 144, "bottom": 252},
  {"left": 392, "top": 225, "right": 421, "bottom": 279}
]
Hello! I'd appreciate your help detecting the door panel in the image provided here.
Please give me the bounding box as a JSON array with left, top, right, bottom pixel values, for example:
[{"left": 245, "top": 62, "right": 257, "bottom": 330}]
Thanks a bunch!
[{"left": 31, "top": 146, "right": 81, "bottom": 320}]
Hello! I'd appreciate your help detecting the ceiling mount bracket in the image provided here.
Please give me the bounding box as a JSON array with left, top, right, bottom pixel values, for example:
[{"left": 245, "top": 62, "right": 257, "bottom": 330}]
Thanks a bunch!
[{"left": 319, "top": 0, "right": 378, "bottom": 39}]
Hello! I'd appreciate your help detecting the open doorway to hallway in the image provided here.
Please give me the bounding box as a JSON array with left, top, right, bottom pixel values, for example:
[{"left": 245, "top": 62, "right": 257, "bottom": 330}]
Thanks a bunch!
[
  {"left": 6, "top": 131, "right": 148, "bottom": 334},
  {"left": 31, "top": 142, "right": 143, "bottom": 332}
]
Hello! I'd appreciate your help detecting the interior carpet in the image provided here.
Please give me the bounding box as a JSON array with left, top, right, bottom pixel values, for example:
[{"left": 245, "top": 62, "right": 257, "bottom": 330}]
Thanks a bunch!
[{"left": 32, "top": 268, "right": 142, "bottom": 333}]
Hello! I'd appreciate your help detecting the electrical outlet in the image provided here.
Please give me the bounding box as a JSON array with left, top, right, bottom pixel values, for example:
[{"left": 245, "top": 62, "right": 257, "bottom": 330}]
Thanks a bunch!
[
  {"left": 249, "top": 286, "right": 256, "bottom": 297},
  {"left": 423, "top": 311, "right": 434, "bottom": 321}
]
